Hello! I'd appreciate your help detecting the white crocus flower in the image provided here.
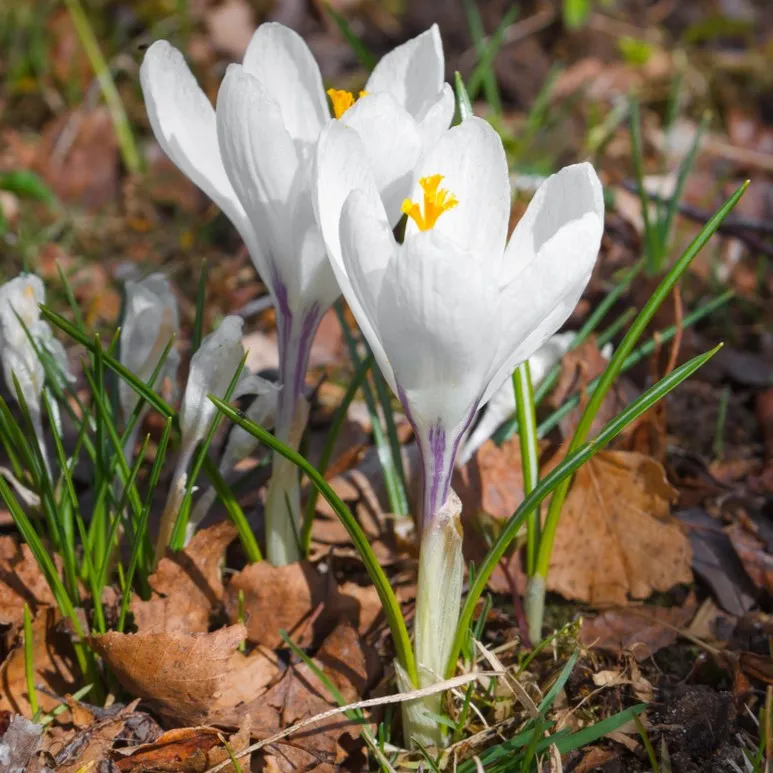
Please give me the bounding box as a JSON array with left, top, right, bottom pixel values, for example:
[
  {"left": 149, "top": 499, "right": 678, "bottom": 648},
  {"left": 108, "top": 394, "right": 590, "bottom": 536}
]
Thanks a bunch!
[
  {"left": 155, "top": 315, "right": 274, "bottom": 560},
  {"left": 0, "top": 274, "right": 72, "bottom": 468},
  {"left": 140, "top": 22, "right": 452, "bottom": 565},
  {"left": 119, "top": 274, "right": 179, "bottom": 459},
  {"left": 315, "top": 116, "right": 603, "bottom": 747}
]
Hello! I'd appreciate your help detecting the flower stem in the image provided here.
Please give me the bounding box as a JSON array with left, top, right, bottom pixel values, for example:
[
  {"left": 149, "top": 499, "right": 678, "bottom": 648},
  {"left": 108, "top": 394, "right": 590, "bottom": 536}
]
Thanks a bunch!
[
  {"left": 404, "top": 491, "right": 464, "bottom": 749},
  {"left": 264, "top": 303, "right": 319, "bottom": 565}
]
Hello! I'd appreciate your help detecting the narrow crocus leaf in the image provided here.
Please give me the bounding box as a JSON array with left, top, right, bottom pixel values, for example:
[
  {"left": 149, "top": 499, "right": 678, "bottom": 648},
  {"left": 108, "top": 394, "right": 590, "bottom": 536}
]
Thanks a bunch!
[
  {"left": 209, "top": 393, "right": 418, "bottom": 687},
  {"left": 119, "top": 273, "right": 179, "bottom": 424}
]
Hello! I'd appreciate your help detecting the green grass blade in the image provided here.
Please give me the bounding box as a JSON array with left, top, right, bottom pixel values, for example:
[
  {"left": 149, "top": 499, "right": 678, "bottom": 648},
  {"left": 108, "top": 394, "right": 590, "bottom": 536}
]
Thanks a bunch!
[
  {"left": 118, "top": 417, "right": 173, "bottom": 631},
  {"left": 324, "top": 2, "right": 376, "bottom": 71},
  {"left": 211, "top": 394, "right": 417, "bottom": 687},
  {"left": 464, "top": 1, "right": 518, "bottom": 110},
  {"left": 454, "top": 71, "right": 474, "bottom": 122},
  {"left": 513, "top": 362, "right": 540, "bottom": 576},
  {"left": 23, "top": 603, "right": 39, "bottom": 717},
  {"left": 659, "top": 111, "right": 709, "bottom": 250}
]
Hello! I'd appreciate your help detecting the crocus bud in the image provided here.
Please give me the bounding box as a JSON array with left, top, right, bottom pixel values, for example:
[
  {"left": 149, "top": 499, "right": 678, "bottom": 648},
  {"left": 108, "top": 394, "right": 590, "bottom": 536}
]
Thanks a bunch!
[{"left": 119, "top": 273, "right": 179, "bottom": 425}]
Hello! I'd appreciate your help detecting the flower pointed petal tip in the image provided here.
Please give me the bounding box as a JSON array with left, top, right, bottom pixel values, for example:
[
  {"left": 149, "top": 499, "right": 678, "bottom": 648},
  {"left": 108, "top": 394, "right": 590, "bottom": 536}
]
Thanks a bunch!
[
  {"left": 140, "top": 40, "right": 248, "bottom": 237},
  {"left": 365, "top": 23, "right": 445, "bottom": 119},
  {"left": 242, "top": 21, "right": 328, "bottom": 142}
]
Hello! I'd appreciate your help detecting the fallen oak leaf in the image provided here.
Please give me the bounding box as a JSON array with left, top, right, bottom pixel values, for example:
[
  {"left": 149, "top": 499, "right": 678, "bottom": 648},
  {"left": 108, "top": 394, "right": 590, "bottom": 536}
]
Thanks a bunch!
[
  {"left": 0, "top": 537, "right": 57, "bottom": 629},
  {"left": 548, "top": 450, "right": 692, "bottom": 606},
  {"left": 90, "top": 624, "right": 278, "bottom": 727}
]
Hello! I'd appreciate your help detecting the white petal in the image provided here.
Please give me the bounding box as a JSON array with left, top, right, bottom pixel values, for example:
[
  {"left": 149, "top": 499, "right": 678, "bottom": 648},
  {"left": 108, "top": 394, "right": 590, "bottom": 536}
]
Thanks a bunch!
[
  {"left": 365, "top": 24, "right": 444, "bottom": 120},
  {"left": 376, "top": 229, "right": 500, "bottom": 434},
  {"left": 343, "top": 92, "right": 422, "bottom": 226},
  {"left": 119, "top": 273, "right": 179, "bottom": 420},
  {"left": 339, "top": 189, "right": 398, "bottom": 391},
  {"left": 314, "top": 121, "right": 386, "bottom": 276},
  {"left": 140, "top": 41, "right": 259, "bottom": 258},
  {"left": 180, "top": 316, "right": 245, "bottom": 451},
  {"left": 480, "top": 167, "right": 604, "bottom": 407},
  {"left": 242, "top": 22, "right": 329, "bottom": 147},
  {"left": 416, "top": 83, "right": 454, "bottom": 155},
  {"left": 217, "top": 65, "right": 298, "bottom": 282},
  {"left": 406, "top": 117, "right": 510, "bottom": 269},
  {"left": 499, "top": 162, "right": 604, "bottom": 287}
]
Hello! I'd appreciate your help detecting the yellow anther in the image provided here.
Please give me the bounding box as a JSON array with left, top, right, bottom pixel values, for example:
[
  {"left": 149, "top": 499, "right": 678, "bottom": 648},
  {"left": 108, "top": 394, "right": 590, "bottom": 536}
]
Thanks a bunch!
[
  {"left": 327, "top": 88, "right": 368, "bottom": 119},
  {"left": 401, "top": 175, "right": 459, "bottom": 231}
]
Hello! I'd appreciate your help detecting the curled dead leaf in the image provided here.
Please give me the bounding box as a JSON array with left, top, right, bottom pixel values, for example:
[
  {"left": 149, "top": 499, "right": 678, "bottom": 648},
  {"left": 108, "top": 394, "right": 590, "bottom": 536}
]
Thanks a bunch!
[
  {"left": 131, "top": 522, "right": 237, "bottom": 634},
  {"left": 549, "top": 450, "right": 692, "bottom": 606},
  {"left": 114, "top": 719, "right": 251, "bottom": 773}
]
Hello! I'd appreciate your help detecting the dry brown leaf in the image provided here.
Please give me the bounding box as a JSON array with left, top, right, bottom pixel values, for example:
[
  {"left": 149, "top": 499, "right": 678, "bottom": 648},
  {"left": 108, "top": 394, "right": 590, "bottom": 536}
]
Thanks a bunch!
[
  {"left": 581, "top": 594, "right": 697, "bottom": 660},
  {"left": 727, "top": 523, "right": 773, "bottom": 595},
  {"left": 0, "top": 607, "right": 78, "bottom": 715},
  {"left": 549, "top": 450, "right": 692, "bottom": 606},
  {"left": 224, "top": 560, "right": 345, "bottom": 649},
  {"left": 52, "top": 705, "right": 140, "bottom": 773},
  {"left": 35, "top": 108, "right": 118, "bottom": 209},
  {"left": 90, "top": 624, "right": 278, "bottom": 727},
  {"left": 0, "top": 537, "right": 56, "bottom": 629},
  {"left": 206, "top": 0, "right": 255, "bottom": 59},
  {"left": 454, "top": 436, "right": 526, "bottom": 520},
  {"left": 114, "top": 719, "right": 251, "bottom": 773},
  {"left": 256, "top": 620, "right": 376, "bottom": 773},
  {"left": 131, "top": 522, "right": 237, "bottom": 634}
]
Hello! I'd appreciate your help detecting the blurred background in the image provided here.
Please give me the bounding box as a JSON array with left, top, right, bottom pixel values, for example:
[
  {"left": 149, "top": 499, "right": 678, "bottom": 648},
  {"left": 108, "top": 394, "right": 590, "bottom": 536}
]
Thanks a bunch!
[{"left": 0, "top": 0, "right": 771, "bottom": 339}]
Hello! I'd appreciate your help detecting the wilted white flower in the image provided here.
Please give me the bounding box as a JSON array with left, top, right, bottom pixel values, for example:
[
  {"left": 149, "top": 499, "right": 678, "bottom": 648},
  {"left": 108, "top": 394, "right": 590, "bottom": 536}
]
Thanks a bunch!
[
  {"left": 119, "top": 273, "right": 179, "bottom": 430},
  {"left": 0, "top": 274, "right": 72, "bottom": 466},
  {"left": 156, "top": 315, "right": 278, "bottom": 557},
  {"left": 140, "top": 22, "right": 453, "bottom": 565}
]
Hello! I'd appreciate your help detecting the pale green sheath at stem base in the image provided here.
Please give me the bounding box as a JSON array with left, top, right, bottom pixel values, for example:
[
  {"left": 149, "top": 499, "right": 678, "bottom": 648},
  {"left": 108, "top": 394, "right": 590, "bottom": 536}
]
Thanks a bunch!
[{"left": 401, "top": 490, "right": 464, "bottom": 749}]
